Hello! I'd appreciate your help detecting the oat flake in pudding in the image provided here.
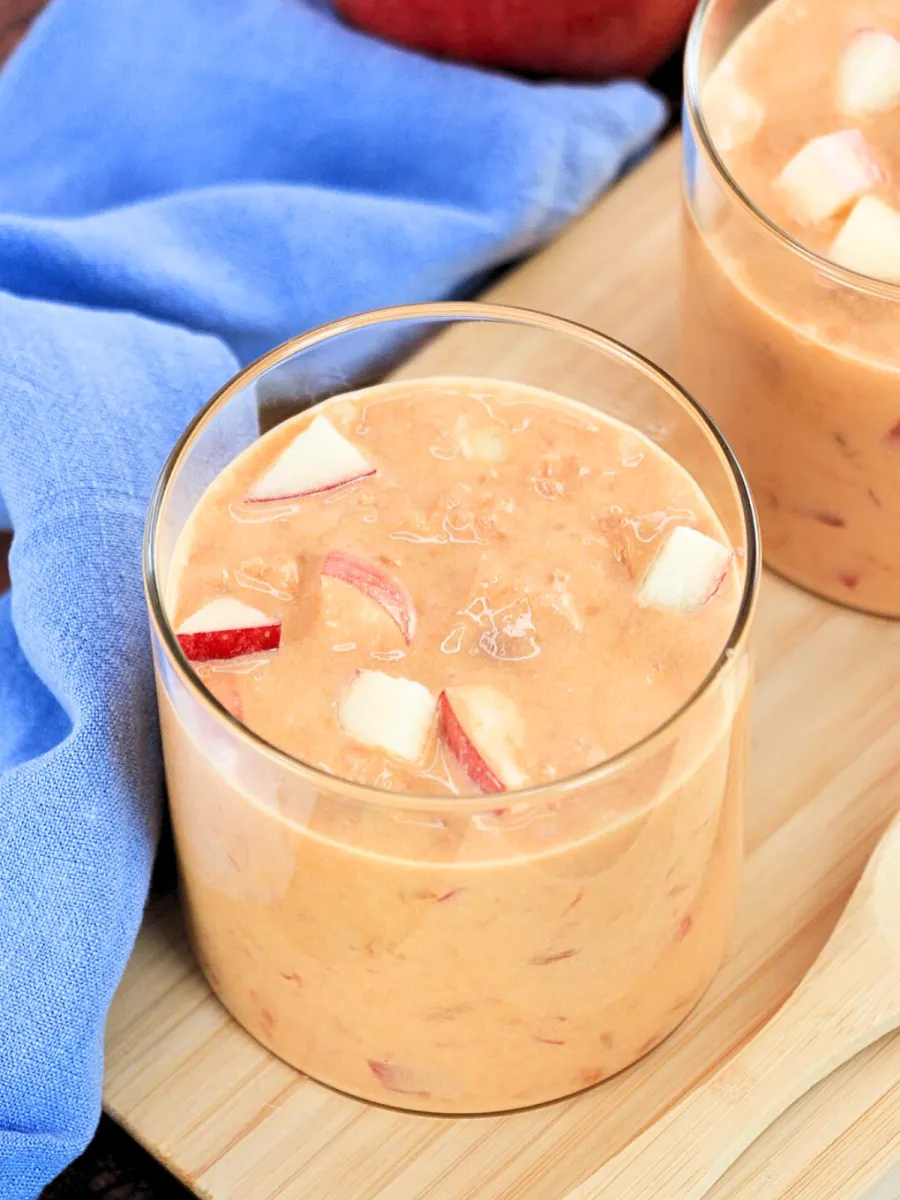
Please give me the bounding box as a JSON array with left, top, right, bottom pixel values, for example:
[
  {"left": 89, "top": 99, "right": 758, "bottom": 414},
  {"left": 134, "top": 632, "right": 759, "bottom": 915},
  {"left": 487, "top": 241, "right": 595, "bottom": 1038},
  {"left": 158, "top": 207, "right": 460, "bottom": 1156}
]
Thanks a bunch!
[{"left": 159, "top": 374, "right": 748, "bottom": 1113}]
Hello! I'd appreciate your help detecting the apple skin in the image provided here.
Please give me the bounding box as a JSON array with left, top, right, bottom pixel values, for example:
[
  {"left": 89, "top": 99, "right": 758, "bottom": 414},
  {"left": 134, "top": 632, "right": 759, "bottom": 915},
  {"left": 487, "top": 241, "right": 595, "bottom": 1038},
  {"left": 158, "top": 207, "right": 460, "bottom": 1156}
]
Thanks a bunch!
[
  {"left": 332, "top": 0, "right": 698, "bottom": 80},
  {"left": 177, "top": 623, "right": 280, "bottom": 662},
  {"left": 321, "top": 550, "right": 417, "bottom": 643},
  {"left": 438, "top": 690, "right": 505, "bottom": 794}
]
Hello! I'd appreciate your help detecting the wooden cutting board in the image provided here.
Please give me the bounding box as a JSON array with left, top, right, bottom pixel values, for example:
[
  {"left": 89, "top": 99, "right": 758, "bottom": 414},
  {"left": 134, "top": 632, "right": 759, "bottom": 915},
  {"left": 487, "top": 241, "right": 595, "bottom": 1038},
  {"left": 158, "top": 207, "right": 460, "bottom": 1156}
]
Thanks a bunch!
[{"left": 104, "top": 136, "right": 900, "bottom": 1200}]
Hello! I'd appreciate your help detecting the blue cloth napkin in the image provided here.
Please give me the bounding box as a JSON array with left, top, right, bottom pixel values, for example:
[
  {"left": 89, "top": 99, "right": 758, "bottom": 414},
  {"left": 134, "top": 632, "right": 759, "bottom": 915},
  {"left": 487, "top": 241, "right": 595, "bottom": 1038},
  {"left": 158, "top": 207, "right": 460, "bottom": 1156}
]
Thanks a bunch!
[{"left": 0, "top": 1, "right": 665, "bottom": 1193}]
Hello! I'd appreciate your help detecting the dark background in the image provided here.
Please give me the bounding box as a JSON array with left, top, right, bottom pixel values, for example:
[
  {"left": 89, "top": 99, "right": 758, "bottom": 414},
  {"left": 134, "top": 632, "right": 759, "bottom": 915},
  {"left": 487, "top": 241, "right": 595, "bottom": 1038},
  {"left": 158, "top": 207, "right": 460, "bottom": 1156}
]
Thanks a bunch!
[{"left": 0, "top": 2, "right": 683, "bottom": 1194}]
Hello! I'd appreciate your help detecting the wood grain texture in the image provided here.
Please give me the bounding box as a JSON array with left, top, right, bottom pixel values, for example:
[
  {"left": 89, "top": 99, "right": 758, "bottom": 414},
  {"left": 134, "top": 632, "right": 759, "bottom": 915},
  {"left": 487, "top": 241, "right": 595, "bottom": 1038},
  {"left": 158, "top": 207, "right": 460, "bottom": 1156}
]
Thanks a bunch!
[
  {"left": 104, "top": 137, "right": 900, "bottom": 1200},
  {"left": 569, "top": 816, "right": 900, "bottom": 1198}
]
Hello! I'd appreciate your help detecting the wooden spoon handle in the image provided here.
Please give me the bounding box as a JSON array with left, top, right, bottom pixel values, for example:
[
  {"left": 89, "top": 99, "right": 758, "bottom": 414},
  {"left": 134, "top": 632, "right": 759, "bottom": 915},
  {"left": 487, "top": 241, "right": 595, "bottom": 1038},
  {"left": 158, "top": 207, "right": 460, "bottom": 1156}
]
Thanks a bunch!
[{"left": 567, "top": 936, "right": 898, "bottom": 1199}]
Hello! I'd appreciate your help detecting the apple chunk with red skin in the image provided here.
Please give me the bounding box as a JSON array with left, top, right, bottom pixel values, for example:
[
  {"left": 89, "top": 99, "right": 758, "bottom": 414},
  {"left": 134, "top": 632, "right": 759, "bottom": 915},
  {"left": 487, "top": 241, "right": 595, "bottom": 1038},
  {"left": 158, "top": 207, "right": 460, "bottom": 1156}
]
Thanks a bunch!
[
  {"left": 439, "top": 685, "right": 529, "bottom": 794},
  {"left": 247, "top": 415, "right": 375, "bottom": 502},
  {"left": 176, "top": 598, "right": 281, "bottom": 661},
  {"left": 775, "top": 130, "right": 884, "bottom": 226},
  {"left": 638, "top": 526, "right": 732, "bottom": 614},
  {"left": 338, "top": 670, "right": 437, "bottom": 763},
  {"left": 321, "top": 551, "right": 417, "bottom": 643}
]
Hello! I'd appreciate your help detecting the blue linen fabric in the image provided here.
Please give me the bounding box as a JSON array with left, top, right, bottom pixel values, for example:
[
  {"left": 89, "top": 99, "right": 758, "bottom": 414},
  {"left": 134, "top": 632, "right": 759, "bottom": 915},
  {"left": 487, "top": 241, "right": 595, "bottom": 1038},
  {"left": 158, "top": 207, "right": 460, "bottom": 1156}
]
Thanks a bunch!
[{"left": 0, "top": 0, "right": 665, "bottom": 1193}]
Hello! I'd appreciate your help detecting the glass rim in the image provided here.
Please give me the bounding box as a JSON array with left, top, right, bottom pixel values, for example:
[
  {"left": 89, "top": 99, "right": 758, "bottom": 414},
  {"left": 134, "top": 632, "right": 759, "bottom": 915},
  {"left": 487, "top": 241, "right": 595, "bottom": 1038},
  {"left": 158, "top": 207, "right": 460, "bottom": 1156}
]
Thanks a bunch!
[
  {"left": 685, "top": 0, "right": 900, "bottom": 302},
  {"left": 143, "top": 299, "right": 760, "bottom": 813}
]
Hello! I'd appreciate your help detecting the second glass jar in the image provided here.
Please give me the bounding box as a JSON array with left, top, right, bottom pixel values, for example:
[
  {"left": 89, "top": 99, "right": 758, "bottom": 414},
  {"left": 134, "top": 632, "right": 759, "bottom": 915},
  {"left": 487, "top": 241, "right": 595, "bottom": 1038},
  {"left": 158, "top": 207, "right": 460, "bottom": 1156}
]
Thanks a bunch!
[{"left": 681, "top": 0, "right": 900, "bottom": 618}]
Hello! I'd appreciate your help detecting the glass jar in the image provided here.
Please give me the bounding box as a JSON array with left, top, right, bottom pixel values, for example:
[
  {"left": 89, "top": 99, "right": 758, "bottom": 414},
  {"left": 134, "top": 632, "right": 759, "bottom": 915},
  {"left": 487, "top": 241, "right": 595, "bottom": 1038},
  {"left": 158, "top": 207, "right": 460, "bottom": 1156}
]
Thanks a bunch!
[
  {"left": 144, "top": 302, "right": 759, "bottom": 1113},
  {"left": 682, "top": 0, "right": 900, "bottom": 617}
]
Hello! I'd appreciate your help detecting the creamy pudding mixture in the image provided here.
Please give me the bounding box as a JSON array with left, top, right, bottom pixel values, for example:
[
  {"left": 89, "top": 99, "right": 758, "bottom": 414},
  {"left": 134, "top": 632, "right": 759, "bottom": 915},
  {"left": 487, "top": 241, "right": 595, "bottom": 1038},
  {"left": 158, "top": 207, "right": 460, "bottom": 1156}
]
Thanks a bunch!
[
  {"left": 159, "top": 376, "right": 748, "bottom": 1113},
  {"left": 169, "top": 378, "right": 738, "bottom": 793},
  {"left": 684, "top": 0, "right": 900, "bottom": 613}
]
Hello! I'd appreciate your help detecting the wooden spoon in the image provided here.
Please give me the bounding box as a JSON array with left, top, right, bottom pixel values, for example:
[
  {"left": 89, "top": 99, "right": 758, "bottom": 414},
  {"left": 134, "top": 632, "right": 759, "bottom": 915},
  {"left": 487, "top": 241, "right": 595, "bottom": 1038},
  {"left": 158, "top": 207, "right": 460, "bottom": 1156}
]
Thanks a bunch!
[{"left": 567, "top": 814, "right": 900, "bottom": 1200}]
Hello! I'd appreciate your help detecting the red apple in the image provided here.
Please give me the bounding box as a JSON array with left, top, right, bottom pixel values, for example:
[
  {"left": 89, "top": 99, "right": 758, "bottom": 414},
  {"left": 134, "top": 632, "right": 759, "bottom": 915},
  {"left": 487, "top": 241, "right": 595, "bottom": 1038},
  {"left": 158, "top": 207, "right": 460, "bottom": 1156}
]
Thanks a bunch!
[
  {"left": 321, "top": 550, "right": 417, "bottom": 642},
  {"left": 338, "top": 670, "right": 437, "bottom": 762},
  {"left": 333, "top": 0, "right": 697, "bottom": 81},
  {"left": 637, "top": 525, "right": 731, "bottom": 614},
  {"left": 439, "top": 684, "right": 528, "bottom": 794},
  {"left": 176, "top": 598, "right": 281, "bottom": 661},
  {"left": 247, "top": 415, "right": 374, "bottom": 503}
]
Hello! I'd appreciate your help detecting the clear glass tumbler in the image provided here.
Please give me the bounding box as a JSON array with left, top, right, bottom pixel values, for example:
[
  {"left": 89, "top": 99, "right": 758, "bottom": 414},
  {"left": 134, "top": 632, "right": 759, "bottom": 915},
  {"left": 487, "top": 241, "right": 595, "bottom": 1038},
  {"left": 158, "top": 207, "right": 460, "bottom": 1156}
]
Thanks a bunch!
[
  {"left": 144, "top": 302, "right": 759, "bottom": 1113},
  {"left": 682, "top": 0, "right": 900, "bottom": 618}
]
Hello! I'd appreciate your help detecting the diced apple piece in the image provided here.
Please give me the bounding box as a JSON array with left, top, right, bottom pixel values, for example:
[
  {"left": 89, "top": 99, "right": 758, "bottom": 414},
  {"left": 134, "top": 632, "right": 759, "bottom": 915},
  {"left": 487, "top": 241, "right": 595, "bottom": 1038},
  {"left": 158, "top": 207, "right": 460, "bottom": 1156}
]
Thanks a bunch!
[
  {"left": 829, "top": 195, "right": 900, "bottom": 280},
  {"left": 453, "top": 414, "right": 510, "bottom": 464},
  {"left": 439, "top": 685, "right": 529, "bottom": 794},
  {"left": 838, "top": 30, "right": 900, "bottom": 118},
  {"left": 462, "top": 430, "right": 510, "bottom": 463},
  {"left": 247, "top": 416, "right": 374, "bottom": 502},
  {"left": 338, "top": 670, "right": 436, "bottom": 762},
  {"left": 321, "top": 551, "right": 416, "bottom": 642},
  {"left": 703, "top": 78, "right": 765, "bottom": 152},
  {"left": 176, "top": 598, "right": 281, "bottom": 661},
  {"left": 321, "top": 575, "right": 399, "bottom": 642},
  {"left": 638, "top": 526, "right": 732, "bottom": 614},
  {"left": 775, "top": 130, "right": 884, "bottom": 225}
]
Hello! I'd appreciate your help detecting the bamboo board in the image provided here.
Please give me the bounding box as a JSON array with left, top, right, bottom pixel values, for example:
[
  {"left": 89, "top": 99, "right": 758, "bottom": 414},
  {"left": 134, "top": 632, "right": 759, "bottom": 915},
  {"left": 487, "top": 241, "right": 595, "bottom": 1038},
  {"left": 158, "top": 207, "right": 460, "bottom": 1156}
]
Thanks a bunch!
[{"left": 104, "top": 136, "right": 900, "bottom": 1200}]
